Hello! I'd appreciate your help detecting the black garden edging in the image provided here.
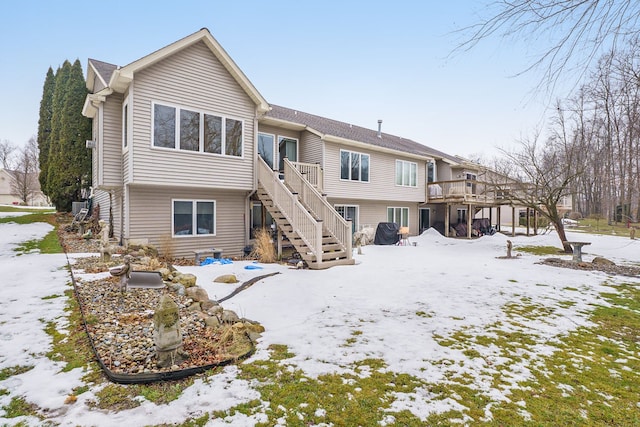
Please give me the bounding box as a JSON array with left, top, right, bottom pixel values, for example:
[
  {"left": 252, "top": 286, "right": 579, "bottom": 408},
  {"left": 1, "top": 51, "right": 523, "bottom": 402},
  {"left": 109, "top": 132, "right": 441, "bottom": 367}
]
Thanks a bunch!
[{"left": 66, "top": 254, "right": 278, "bottom": 384}]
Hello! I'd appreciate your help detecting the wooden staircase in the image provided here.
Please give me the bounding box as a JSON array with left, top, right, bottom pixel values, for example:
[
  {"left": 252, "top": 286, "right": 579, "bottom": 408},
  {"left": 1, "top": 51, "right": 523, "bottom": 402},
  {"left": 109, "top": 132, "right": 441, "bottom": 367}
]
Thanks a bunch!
[{"left": 256, "top": 157, "right": 354, "bottom": 269}]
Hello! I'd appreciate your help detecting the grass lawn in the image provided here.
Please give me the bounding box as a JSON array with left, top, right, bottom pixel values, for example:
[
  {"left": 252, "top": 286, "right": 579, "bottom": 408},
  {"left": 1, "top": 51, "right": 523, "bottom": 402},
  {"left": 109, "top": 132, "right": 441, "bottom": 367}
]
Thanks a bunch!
[{"left": 1, "top": 209, "right": 638, "bottom": 425}]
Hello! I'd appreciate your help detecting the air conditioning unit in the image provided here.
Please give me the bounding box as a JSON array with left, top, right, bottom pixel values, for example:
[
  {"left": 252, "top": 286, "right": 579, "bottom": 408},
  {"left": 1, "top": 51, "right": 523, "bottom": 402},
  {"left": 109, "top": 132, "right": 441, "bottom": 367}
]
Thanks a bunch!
[{"left": 86, "top": 140, "right": 96, "bottom": 149}]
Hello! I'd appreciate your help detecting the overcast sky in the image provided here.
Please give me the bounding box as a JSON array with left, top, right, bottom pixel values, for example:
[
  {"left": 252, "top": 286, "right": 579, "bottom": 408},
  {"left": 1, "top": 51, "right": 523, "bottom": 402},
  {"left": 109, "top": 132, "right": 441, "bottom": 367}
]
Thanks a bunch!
[{"left": 0, "top": 0, "right": 570, "bottom": 159}]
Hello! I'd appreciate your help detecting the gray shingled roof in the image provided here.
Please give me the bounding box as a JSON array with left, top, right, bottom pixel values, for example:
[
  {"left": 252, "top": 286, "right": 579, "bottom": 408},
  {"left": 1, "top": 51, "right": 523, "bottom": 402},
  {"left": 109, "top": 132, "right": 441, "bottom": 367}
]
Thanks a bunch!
[
  {"left": 266, "top": 104, "right": 459, "bottom": 162},
  {"left": 88, "top": 58, "right": 118, "bottom": 86}
]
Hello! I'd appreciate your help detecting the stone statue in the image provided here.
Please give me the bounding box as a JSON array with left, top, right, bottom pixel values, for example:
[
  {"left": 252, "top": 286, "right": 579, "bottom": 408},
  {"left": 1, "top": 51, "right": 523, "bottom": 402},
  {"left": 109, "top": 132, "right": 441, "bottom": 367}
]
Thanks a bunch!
[
  {"left": 99, "top": 220, "right": 113, "bottom": 262},
  {"left": 109, "top": 254, "right": 132, "bottom": 292},
  {"left": 153, "top": 295, "right": 188, "bottom": 368},
  {"left": 506, "top": 240, "right": 513, "bottom": 258}
]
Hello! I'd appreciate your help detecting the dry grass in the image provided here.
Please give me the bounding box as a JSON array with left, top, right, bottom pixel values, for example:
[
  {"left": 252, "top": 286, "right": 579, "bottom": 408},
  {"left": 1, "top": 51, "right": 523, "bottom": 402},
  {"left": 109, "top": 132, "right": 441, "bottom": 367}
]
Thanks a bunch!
[
  {"left": 251, "top": 228, "right": 276, "bottom": 263},
  {"left": 158, "top": 234, "right": 175, "bottom": 260}
]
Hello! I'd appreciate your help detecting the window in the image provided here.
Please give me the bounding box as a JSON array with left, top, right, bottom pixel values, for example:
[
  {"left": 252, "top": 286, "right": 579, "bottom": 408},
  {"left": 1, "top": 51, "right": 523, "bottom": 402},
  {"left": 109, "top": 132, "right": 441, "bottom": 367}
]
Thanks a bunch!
[
  {"left": 340, "top": 150, "right": 369, "bottom": 182},
  {"left": 172, "top": 200, "right": 216, "bottom": 236},
  {"left": 335, "top": 204, "right": 358, "bottom": 233},
  {"left": 153, "top": 102, "right": 243, "bottom": 157},
  {"left": 225, "top": 118, "right": 242, "bottom": 156},
  {"left": 204, "top": 114, "right": 222, "bottom": 154},
  {"left": 457, "top": 208, "right": 467, "bottom": 223},
  {"left": 122, "top": 101, "right": 130, "bottom": 148},
  {"left": 427, "top": 161, "right": 436, "bottom": 183},
  {"left": 180, "top": 109, "right": 200, "bottom": 151},
  {"left": 154, "top": 104, "right": 176, "bottom": 149},
  {"left": 387, "top": 207, "right": 409, "bottom": 227},
  {"left": 396, "top": 160, "right": 417, "bottom": 187},
  {"left": 258, "top": 133, "right": 275, "bottom": 168}
]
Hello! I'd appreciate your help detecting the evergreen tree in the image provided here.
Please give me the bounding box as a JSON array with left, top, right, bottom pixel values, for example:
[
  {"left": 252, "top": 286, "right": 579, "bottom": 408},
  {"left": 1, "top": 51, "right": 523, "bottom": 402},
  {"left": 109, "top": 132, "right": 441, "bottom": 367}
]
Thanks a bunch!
[
  {"left": 37, "top": 67, "right": 55, "bottom": 194},
  {"left": 46, "top": 60, "right": 92, "bottom": 211}
]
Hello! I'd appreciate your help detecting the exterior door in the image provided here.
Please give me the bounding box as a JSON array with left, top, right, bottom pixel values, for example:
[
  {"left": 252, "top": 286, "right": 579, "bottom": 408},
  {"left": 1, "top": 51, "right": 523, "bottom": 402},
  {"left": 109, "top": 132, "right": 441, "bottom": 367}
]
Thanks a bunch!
[
  {"left": 419, "top": 208, "right": 430, "bottom": 234},
  {"left": 258, "top": 133, "right": 275, "bottom": 169},
  {"left": 278, "top": 137, "right": 298, "bottom": 171},
  {"left": 335, "top": 205, "right": 358, "bottom": 234}
]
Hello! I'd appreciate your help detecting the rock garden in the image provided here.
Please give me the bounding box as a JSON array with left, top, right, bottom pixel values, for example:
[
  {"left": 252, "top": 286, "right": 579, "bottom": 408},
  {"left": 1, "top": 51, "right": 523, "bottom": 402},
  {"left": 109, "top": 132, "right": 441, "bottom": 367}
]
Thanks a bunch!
[{"left": 59, "top": 216, "right": 266, "bottom": 383}]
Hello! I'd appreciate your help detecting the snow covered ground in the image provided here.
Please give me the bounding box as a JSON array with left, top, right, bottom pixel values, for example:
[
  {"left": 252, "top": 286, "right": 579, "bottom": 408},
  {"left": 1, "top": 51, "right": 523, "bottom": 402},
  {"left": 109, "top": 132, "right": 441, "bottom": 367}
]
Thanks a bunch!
[{"left": 1, "top": 213, "right": 639, "bottom": 426}]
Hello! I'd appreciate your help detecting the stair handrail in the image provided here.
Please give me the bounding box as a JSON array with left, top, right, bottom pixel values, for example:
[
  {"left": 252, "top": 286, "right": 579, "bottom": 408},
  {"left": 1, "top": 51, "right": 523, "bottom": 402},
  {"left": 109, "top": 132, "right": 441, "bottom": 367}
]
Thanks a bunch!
[
  {"left": 257, "top": 157, "right": 323, "bottom": 266},
  {"left": 283, "top": 158, "right": 352, "bottom": 259}
]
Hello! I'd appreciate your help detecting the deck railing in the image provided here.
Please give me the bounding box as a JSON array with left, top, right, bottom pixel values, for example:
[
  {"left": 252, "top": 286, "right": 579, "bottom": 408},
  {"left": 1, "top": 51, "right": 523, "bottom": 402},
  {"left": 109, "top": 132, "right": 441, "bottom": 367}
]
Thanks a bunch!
[
  {"left": 290, "top": 161, "right": 324, "bottom": 193},
  {"left": 426, "top": 179, "right": 499, "bottom": 203},
  {"left": 283, "top": 158, "right": 352, "bottom": 259}
]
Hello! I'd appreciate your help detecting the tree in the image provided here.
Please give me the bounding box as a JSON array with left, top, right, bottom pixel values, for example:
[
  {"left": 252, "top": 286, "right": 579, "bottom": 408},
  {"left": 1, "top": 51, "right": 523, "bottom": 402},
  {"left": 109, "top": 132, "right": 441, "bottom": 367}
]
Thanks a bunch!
[
  {"left": 492, "top": 115, "right": 586, "bottom": 252},
  {"left": 0, "top": 139, "right": 16, "bottom": 169},
  {"left": 10, "top": 137, "right": 40, "bottom": 205},
  {"left": 45, "top": 60, "right": 92, "bottom": 212},
  {"left": 459, "top": 1, "right": 640, "bottom": 89},
  {"left": 37, "top": 67, "right": 55, "bottom": 193}
]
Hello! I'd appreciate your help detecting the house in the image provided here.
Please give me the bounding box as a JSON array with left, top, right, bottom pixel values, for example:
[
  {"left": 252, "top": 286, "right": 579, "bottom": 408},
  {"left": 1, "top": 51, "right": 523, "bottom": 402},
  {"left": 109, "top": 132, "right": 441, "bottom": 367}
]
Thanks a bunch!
[
  {"left": 82, "top": 28, "right": 516, "bottom": 268},
  {"left": 0, "top": 168, "right": 49, "bottom": 207}
]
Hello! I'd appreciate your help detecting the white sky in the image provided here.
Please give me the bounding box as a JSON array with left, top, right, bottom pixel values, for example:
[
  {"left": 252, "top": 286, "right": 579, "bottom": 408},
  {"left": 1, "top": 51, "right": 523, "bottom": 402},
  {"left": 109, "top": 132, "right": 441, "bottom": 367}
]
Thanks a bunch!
[
  {"left": 1, "top": 210, "right": 639, "bottom": 425},
  {"left": 0, "top": 1, "right": 571, "bottom": 159}
]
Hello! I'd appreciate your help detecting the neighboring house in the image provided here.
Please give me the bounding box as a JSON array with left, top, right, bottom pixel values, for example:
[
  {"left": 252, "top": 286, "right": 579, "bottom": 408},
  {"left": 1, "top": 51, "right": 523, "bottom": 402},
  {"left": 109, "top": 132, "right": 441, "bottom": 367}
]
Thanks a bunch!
[
  {"left": 0, "top": 168, "right": 49, "bottom": 206},
  {"left": 82, "top": 28, "right": 517, "bottom": 268}
]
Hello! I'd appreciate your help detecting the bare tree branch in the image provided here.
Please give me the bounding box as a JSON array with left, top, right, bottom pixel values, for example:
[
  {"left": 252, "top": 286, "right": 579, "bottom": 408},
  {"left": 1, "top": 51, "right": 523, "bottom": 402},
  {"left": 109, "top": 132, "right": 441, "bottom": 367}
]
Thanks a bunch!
[
  {"left": 10, "top": 137, "right": 40, "bottom": 205},
  {"left": 455, "top": 0, "right": 640, "bottom": 90},
  {"left": 0, "top": 139, "right": 16, "bottom": 169}
]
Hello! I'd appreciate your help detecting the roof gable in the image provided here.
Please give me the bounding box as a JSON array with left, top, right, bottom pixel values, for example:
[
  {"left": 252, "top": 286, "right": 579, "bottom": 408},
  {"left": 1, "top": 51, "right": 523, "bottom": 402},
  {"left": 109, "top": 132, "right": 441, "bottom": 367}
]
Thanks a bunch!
[
  {"left": 86, "top": 58, "right": 117, "bottom": 91},
  {"left": 107, "top": 28, "right": 268, "bottom": 112}
]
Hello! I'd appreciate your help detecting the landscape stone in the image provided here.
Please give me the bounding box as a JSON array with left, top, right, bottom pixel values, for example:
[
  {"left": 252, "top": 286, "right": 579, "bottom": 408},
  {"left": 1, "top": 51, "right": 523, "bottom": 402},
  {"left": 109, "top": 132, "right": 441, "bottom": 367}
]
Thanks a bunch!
[
  {"left": 221, "top": 309, "right": 239, "bottom": 323},
  {"left": 592, "top": 256, "right": 615, "bottom": 266},
  {"left": 214, "top": 274, "right": 238, "bottom": 284},
  {"left": 185, "top": 286, "right": 209, "bottom": 302}
]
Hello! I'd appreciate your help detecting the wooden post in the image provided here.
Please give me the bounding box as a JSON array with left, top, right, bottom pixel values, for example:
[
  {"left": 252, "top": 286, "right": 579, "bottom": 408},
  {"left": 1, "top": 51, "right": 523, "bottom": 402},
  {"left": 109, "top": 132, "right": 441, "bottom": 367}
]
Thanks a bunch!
[
  {"left": 526, "top": 207, "right": 531, "bottom": 236},
  {"left": 277, "top": 229, "right": 283, "bottom": 259},
  {"left": 467, "top": 204, "right": 472, "bottom": 239},
  {"left": 534, "top": 210, "right": 538, "bottom": 235},
  {"left": 445, "top": 204, "right": 450, "bottom": 237},
  {"left": 511, "top": 206, "right": 516, "bottom": 237},
  {"left": 497, "top": 206, "right": 501, "bottom": 232}
]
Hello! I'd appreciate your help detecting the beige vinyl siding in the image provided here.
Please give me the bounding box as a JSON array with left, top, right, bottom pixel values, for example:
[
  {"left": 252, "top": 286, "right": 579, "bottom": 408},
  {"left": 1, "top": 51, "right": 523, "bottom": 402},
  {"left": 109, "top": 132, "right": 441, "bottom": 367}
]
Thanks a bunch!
[
  {"left": 437, "top": 161, "right": 453, "bottom": 181},
  {"left": 257, "top": 125, "right": 300, "bottom": 141},
  {"left": 92, "top": 114, "right": 99, "bottom": 185},
  {"left": 299, "top": 131, "right": 323, "bottom": 165},
  {"left": 323, "top": 141, "right": 425, "bottom": 202},
  {"left": 92, "top": 188, "right": 123, "bottom": 242},
  {"left": 329, "top": 198, "right": 420, "bottom": 236},
  {"left": 127, "top": 185, "right": 247, "bottom": 258},
  {"left": 101, "top": 94, "right": 124, "bottom": 187},
  {"left": 130, "top": 41, "right": 255, "bottom": 190}
]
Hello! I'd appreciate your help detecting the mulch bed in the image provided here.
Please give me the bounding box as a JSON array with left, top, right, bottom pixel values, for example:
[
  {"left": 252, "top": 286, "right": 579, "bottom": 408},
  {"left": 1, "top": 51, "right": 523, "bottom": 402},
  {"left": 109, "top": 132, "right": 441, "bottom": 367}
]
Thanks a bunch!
[{"left": 538, "top": 257, "right": 640, "bottom": 277}]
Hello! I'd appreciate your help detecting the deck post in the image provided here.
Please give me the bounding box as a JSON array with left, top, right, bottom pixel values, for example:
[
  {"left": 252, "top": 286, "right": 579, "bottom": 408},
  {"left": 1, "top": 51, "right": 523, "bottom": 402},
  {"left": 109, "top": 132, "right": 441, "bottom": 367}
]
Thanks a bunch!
[
  {"left": 445, "top": 204, "right": 450, "bottom": 237},
  {"left": 526, "top": 207, "right": 531, "bottom": 236},
  {"left": 467, "top": 203, "right": 472, "bottom": 238},
  {"left": 512, "top": 206, "right": 516, "bottom": 237}
]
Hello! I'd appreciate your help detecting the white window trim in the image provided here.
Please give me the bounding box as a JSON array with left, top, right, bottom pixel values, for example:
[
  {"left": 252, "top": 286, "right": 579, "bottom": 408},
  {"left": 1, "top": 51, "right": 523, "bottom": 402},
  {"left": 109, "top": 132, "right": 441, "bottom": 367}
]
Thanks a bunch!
[
  {"left": 122, "top": 96, "right": 131, "bottom": 151},
  {"left": 171, "top": 199, "right": 217, "bottom": 238},
  {"left": 258, "top": 132, "right": 276, "bottom": 169},
  {"left": 427, "top": 160, "right": 437, "bottom": 182},
  {"left": 339, "top": 149, "right": 370, "bottom": 183},
  {"left": 395, "top": 159, "right": 417, "bottom": 187},
  {"left": 387, "top": 206, "right": 410, "bottom": 227},
  {"left": 151, "top": 101, "right": 244, "bottom": 159}
]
